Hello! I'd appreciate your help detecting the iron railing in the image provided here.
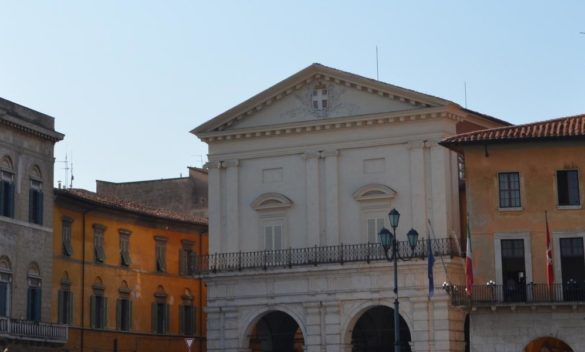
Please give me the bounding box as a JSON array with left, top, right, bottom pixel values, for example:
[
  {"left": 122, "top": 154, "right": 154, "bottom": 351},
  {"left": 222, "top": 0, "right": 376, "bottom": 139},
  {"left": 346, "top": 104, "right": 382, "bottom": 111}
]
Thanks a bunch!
[
  {"left": 448, "top": 283, "right": 585, "bottom": 307},
  {"left": 0, "top": 316, "right": 68, "bottom": 343},
  {"left": 195, "top": 238, "right": 459, "bottom": 274}
]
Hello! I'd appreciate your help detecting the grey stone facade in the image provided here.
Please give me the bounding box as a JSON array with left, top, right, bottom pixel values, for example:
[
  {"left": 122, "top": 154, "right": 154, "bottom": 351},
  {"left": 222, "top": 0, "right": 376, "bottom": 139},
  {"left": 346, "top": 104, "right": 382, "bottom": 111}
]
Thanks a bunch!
[
  {"left": 96, "top": 167, "right": 208, "bottom": 217},
  {"left": 0, "top": 97, "right": 63, "bottom": 329}
]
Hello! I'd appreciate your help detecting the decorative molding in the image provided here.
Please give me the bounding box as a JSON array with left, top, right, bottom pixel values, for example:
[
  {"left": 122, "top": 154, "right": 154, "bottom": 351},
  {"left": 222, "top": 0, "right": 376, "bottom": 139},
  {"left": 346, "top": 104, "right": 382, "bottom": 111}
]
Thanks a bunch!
[
  {"left": 251, "top": 192, "right": 294, "bottom": 211},
  {"left": 223, "top": 159, "right": 240, "bottom": 168},
  {"left": 303, "top": 151, "right": 321, "bottom": 160},
  {"left": 200, "top": 108, "right": 460, "bottom": 144},
  {"left": 205, "top": 161, "right": 223, "bottom": 169},
  {"left": 321, "top": 150, "right": 339, "bottom": 158},
  {"left": 352, "top": 184, "right": 397, "bottom": 202}
]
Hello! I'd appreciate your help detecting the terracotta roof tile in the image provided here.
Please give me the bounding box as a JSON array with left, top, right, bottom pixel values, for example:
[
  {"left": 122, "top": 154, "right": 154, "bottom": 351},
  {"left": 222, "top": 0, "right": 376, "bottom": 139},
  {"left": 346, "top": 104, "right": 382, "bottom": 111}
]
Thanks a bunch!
[
  {"left": 55, "top": 188, "right": 208, "bottom": 226},
  {"left": 441, "top": 113, "right": 585, "bottom": 146}
]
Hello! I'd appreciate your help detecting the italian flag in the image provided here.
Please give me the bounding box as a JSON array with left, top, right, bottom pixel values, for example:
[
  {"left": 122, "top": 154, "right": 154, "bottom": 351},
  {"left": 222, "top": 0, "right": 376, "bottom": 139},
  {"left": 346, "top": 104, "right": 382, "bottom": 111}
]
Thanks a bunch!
[{"left": 465, "top": 218, "right": 473, "bottom": 296}]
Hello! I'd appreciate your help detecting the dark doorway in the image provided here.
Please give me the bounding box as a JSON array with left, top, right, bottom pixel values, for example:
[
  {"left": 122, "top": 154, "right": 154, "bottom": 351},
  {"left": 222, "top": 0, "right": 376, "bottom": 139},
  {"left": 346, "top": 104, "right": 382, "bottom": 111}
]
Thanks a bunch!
[
  {"left": 249, "top": 311, "right": 304, "bottom": 352},
  {"left": 501, "top": 239, "right": 526, "bottom": 302},
  {"left": 351, "top": 305, "right": 411, "bottom": 352},
  {"left": 560, "top": 237, "right": 585, "bottom": 301}
]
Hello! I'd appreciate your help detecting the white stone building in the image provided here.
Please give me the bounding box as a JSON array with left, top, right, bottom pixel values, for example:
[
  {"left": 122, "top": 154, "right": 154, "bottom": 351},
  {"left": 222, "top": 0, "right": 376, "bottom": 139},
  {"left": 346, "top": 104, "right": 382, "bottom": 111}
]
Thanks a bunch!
[{"left": 193, "top": 64, "right": 507, "bottom": 352}]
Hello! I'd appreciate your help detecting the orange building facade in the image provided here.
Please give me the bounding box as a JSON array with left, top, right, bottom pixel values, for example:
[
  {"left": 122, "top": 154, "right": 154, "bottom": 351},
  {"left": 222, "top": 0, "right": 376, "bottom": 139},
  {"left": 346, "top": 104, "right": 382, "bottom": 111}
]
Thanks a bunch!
[
  {"left": 441, "top": 114, "right": 585, "bottom": 352},
  {"left": 52, "top": 188, "right": 208, "bottom": 352}
]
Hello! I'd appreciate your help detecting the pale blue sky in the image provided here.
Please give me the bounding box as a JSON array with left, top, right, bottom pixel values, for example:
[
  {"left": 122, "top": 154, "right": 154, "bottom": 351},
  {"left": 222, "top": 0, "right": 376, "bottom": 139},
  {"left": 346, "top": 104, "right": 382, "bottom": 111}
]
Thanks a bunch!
[{"left": 1, "top": 1, "right": 584, "bottom": 190}]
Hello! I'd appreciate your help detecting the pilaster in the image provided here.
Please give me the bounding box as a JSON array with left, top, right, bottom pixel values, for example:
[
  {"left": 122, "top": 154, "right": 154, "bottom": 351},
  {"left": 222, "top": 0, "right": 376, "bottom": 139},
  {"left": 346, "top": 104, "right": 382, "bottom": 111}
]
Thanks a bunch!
[
  {"left": 304, "top": 151, "right": 321, "bottom": 247},
  {"left": 408, "top": 140, "right": 427, "bottom": 235},
  {"left": 206, "top": 160, "right": 223, "bottom": 254},
  {"left": 224, "top": 159, "right": 240, "bottom": 252},
  {"left": 323, "top": 150, "right": 339, "bottom": 246}
]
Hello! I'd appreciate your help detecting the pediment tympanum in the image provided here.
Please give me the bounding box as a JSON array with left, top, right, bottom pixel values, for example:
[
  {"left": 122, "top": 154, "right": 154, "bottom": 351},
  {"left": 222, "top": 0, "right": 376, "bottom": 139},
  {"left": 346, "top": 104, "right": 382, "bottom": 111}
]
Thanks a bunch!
[
  {"left": 251, "top": 193, "right": 294, "bottom": 211},
  {"left": 352, "top": 184, "right": 397, "bottom": 202}
]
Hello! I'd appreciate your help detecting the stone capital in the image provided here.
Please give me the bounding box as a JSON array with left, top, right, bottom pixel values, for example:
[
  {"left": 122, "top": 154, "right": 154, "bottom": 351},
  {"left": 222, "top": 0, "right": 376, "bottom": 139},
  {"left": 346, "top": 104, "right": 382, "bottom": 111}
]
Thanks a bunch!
[
  {"left": 321, "top": 150, "right": 339, "bottom": 158},
  {"left": 205, "top": 161, "right": 223, "bottom": 169},
  {"left": 223, "top": 159, "right": 240, "bottom": 168},
  {"left": 303, "top": 151, "right": 321, "bottom": 160}
]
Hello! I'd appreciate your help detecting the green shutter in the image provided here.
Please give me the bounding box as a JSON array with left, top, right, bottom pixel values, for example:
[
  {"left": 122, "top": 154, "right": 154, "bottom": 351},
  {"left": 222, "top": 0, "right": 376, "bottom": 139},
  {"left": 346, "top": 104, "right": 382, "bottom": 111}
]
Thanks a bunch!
[
  {"left": 179, "top": 249, "right": 185, "bottom": 275},
  {"left": 68, "top": 292, "right": 74, "bottom": 325},
  {"left": 28, "top": 189, "right": 34, "bottom": 222},
  {"left": 128, "top": 300, "right": 133, "bottom": 331},
  {"left": 151, "top": 303, "right": 157, "bottom": 333},
  {"left": 38, "top": 191, "right": 44, "bottom": 225},
  {"left": 7, "top": 182, "right": 14, "bottom": 217},
  {"left": 165, "top": 304, "right": 170, "bottom": 334},
  {"left": 103, "top": 297, "right": 108, "bottom": 328},
  {"left": 90, "top": 296, "right": 96, "bottom": 328},
  {"left": 57, "top": 290, "right": 64, "bottom": 323},
  {"left": 179, "top": 304, "right": 184, "bottom": 335},
  {"left": 116, "top": 299, "right": 121, "bottom": 330}
]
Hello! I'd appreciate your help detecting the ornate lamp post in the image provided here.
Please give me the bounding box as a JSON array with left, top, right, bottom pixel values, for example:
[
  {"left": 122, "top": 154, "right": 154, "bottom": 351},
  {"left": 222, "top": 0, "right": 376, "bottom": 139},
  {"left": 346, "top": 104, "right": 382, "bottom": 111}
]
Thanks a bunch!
[{"left": 378, "top": 208, "right": 419, "bottom": 352}]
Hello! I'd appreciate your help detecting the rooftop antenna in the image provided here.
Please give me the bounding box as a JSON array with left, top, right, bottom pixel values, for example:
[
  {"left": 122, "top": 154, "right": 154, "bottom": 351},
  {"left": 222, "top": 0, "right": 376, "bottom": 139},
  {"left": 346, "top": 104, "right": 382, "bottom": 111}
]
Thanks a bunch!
[
  {"left": 57, "top": 154, "right": 70, "bottom": 188},
  {"left": 70, "top": 153, "right": 74, "bottom": 189},
  {"left": 464, "top": 82, "right": 468, "bottom": 108},
  {"left": 376, "top": 45, "right": 380, "bottom": 80}
]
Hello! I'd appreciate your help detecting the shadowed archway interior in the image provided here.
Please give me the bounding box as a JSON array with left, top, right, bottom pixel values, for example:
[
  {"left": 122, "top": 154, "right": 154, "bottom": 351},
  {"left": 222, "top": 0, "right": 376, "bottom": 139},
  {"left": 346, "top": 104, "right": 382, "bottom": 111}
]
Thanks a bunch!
[
  {"left": 249, "top": 311, "right": 304, "bottom": 352},
  {"left": 351, "top": 305, "right": 412, "bottom": 352},
  {"left": 524, "top": 337, "right": 573, "bottom": 352}
]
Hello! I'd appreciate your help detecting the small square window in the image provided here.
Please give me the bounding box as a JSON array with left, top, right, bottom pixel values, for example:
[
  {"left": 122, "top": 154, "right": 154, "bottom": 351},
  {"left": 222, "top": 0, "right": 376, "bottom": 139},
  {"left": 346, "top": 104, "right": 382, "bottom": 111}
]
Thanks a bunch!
[{"left": 557, "top": 170, "right": 580, "bottom": 206}]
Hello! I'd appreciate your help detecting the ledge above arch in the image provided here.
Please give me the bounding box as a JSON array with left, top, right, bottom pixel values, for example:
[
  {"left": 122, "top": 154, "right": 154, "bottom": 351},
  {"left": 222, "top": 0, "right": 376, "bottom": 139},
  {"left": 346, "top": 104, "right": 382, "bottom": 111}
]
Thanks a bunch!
[
  {"left": 251, "top": 192, "right": 293, "bottom": 211},
  {"left": 352, "top": 184, "right": 397, "bottom": 202}
]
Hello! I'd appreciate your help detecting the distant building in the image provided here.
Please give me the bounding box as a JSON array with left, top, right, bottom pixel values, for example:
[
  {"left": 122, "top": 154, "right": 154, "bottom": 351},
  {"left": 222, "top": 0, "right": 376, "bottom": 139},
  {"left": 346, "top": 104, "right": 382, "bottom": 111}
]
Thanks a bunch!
[
  {"left": 441, "top": 114, "right": 585, "bottom": 352},
  {"left": 96, "top": 167, "right": 208, "bottom": 218},
  {"left": 53, "top": 188, "right": 208, "bottom": 352},
  {"left": 193, "top": 64, "right": 509, "bottom": 352},
  {"left": 0, "top": 97, "right": 66, "bottom": 351}
]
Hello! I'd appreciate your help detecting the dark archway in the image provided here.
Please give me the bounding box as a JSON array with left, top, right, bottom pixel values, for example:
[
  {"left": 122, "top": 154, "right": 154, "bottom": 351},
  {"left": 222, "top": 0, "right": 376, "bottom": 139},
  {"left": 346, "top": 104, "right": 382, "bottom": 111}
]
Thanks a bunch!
[
  {"left": 524, "top": 337, "right": 573, "bottom": 352},
  {"left": 351, "top": 305, "right": 412, "bottom": 352},
  {"left": 249, "top": 311, "right": 304, "bottom": 352}
]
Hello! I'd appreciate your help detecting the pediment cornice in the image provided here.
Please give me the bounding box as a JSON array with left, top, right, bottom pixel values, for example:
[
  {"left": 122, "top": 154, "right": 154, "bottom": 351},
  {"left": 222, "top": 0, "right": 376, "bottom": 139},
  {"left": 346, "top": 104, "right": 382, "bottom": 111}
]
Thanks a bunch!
[
  {"left": 198, "top": 106, "right": 466, "bottom": 143},
  {"left": 192, "top": 63, "right": 456, "bottom": 137}
]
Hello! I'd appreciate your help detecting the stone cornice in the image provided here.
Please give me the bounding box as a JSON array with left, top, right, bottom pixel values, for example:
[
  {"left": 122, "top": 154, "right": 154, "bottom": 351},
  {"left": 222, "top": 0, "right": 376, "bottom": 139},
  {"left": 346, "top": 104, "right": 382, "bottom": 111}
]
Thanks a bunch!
[
  {"left": 199, "top": 106, "right": 464, "bottom": 144},
  {"left": 0, "top": 113, "right": 64, "bottom": 143}
]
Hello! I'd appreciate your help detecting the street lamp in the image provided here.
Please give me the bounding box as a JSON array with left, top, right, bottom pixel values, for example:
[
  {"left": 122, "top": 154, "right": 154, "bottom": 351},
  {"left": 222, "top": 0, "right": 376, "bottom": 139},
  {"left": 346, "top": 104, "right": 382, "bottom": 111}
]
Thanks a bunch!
[{"left": 378, "top": 208, "right": 419, "bottom": 352}]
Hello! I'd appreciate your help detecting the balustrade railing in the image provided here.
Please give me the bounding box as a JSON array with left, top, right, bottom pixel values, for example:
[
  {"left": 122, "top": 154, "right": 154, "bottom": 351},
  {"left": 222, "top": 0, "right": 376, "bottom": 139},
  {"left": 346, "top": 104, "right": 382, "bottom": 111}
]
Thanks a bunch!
[
  {"left": 449, "top": 283, "right": 585, "bottom": 307},
  {"left": 0, "top": 317, "right": 67, "bottom": 343},
  {"left": 195, "top": 238, "right": 459, "bottom": 274}
]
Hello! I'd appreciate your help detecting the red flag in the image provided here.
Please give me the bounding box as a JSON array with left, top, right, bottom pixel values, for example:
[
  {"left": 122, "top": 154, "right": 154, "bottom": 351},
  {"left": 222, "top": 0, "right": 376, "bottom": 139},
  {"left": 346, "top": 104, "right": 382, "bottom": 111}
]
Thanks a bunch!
[
  {"left": 465, "top": 217, "right": 473, "bottom": 296},
  {"left": 545, "top": 211, "right": 554, "bottom": 286}
]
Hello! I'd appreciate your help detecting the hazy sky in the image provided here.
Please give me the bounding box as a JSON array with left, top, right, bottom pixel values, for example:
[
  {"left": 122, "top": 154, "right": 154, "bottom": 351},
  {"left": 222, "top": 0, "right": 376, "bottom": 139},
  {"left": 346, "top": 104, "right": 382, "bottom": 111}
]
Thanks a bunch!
[{"left": 1, "top": 1, "right": 584, "bottom": 190}]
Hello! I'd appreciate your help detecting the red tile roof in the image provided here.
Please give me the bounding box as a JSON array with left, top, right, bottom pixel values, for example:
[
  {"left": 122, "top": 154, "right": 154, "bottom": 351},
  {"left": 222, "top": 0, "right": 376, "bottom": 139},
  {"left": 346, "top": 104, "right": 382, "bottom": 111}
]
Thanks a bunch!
[
  {"left": 441, "top": 113, "right": 585, "bottom": 146},
  {"left": 55, "top": 188, "right": 208, "bottom": 226}
]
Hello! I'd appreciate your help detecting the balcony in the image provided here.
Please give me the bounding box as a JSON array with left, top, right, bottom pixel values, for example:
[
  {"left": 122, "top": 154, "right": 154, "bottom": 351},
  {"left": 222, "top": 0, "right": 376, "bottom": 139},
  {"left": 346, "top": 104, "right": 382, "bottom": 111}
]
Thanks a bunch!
[
  {"left": 195, "top": 238, "right": 459, "bottom": 274},
  {"left": 448, "top": 283, "right": 585, "bottom": 308},
  {"left": 0, "top": 316, "right": 68, "bottom": 344}
]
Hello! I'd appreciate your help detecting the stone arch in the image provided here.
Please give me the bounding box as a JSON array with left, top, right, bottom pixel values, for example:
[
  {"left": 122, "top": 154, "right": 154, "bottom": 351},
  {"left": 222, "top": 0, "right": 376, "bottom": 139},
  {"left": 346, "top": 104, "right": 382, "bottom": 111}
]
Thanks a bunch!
[
  {"left": 240, "top": 306, "right": 307, "bottom": 351},
  {"left": 0, "top": 256, "right": 11, "bottom": 272},
  {"left": 60, "top": 271, "right": 71, "bottom": 286},
  {"left": 352, "top": 184, "right": 397, "bottom": 202},
  {"left": 524, "top": 336, "right": 574, "bottom": 352},
  {"left": 30, "top": 164, "right": 42, "bottom": 180},
  {"left": 27, "top": 262, "right": 41, "bottom": 277},
  {"left": 341, "top": 302, "right": 414, "bottom": 351},
  {"left": 251, "top": 192, "right": 293, "bottom": 211},
  {"left": 0, "top": 155, "right": 14, "bottom": 171}
]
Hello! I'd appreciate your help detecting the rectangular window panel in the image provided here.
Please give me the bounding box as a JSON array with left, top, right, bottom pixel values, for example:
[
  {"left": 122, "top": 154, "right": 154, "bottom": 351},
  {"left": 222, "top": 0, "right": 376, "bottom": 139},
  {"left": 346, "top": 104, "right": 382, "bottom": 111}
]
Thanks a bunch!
[
  {"left": 0, "top": 172, "right": 15, "bottom": 218},
  {"left": 29, "top": 180, "right": 43, "bottom": 225},
  {"left": 557, "top": 170, "right": 581, "bottom": 206},
  {"left": 0, "top": 281, "right": 7, "bottom": 316},
  {"left": 118, "top": 298, "right": 130, "bottom": 331},
  {"left": 62, "top": 219, "right": 73, "bottom": 257},
  {"left": 499, "top": 172, "right": 521, "bottom": 208},
  {"left": 155, "top": 239, "right": 167, "bottom": 273}
]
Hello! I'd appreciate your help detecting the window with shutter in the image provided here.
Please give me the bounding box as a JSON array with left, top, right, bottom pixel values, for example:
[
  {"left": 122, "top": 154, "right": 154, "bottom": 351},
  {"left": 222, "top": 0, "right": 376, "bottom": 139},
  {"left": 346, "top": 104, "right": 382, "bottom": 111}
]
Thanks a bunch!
[
  {"left": 155, "top": 237, "right": 167, "bottom": 273},
  {"left": 0, "top": 171, "right": 15, "bottom": 218},
  {"left": 119, "top": 231, "right": 131, "bottom": 267},
  {"left": 62, "top": 217, "right": 73, "bottom": 257},
  {"left": 93, "top": 225, "right": 106, "bottom": 263},
  {"left": 29, "top": 180, "right": 43, "bottom": 225}
]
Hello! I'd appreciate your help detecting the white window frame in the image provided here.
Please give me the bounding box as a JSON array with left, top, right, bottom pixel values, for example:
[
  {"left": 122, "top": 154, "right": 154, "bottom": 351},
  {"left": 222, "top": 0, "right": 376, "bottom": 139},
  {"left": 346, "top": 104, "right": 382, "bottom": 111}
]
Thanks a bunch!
[
  {"left": 497, "top": 171, "right": 523, "bottom": 211},
  {"left": 494, "top": 232, "right": 533, "bottom": 285},
  {"left": 552, "top": 231, "right": 585, "bottom": 285},
  {"left": 363, "top": 210, "right": 388, "bottom": 244},
  {"left": 260, "top": 216, "right": 286, "bottom": 251}
]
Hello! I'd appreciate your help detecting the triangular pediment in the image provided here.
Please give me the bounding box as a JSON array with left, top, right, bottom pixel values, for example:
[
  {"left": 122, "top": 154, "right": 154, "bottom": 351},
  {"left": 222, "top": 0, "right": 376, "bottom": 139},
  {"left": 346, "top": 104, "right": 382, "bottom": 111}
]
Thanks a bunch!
[{"left": 193, "top": 63, "right": 453, "bottom": 136}]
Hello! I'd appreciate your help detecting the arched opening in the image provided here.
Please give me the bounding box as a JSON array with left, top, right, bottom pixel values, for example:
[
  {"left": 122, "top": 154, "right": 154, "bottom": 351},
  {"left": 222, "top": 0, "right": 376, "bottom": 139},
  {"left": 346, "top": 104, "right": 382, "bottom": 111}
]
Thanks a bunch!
[
  {"left": 249, "top": 311, "right": 304, "bottom": 352},
  {"left": 524, "top": 337, "right": 573, "bottom": 352},
  {"left": 351, "top": 305, "right": 411, "bottom": 352}
]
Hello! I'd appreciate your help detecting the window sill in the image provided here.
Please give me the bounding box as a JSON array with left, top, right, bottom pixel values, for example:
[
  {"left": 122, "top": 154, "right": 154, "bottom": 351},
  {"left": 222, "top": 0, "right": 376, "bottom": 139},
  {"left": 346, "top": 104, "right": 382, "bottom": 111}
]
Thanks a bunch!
[
  {"left": 557, "top": 205, "right": 582, "bottom": 210},
  {"left": 498, "top": 207, "right": 523, "bottom": 212}
]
